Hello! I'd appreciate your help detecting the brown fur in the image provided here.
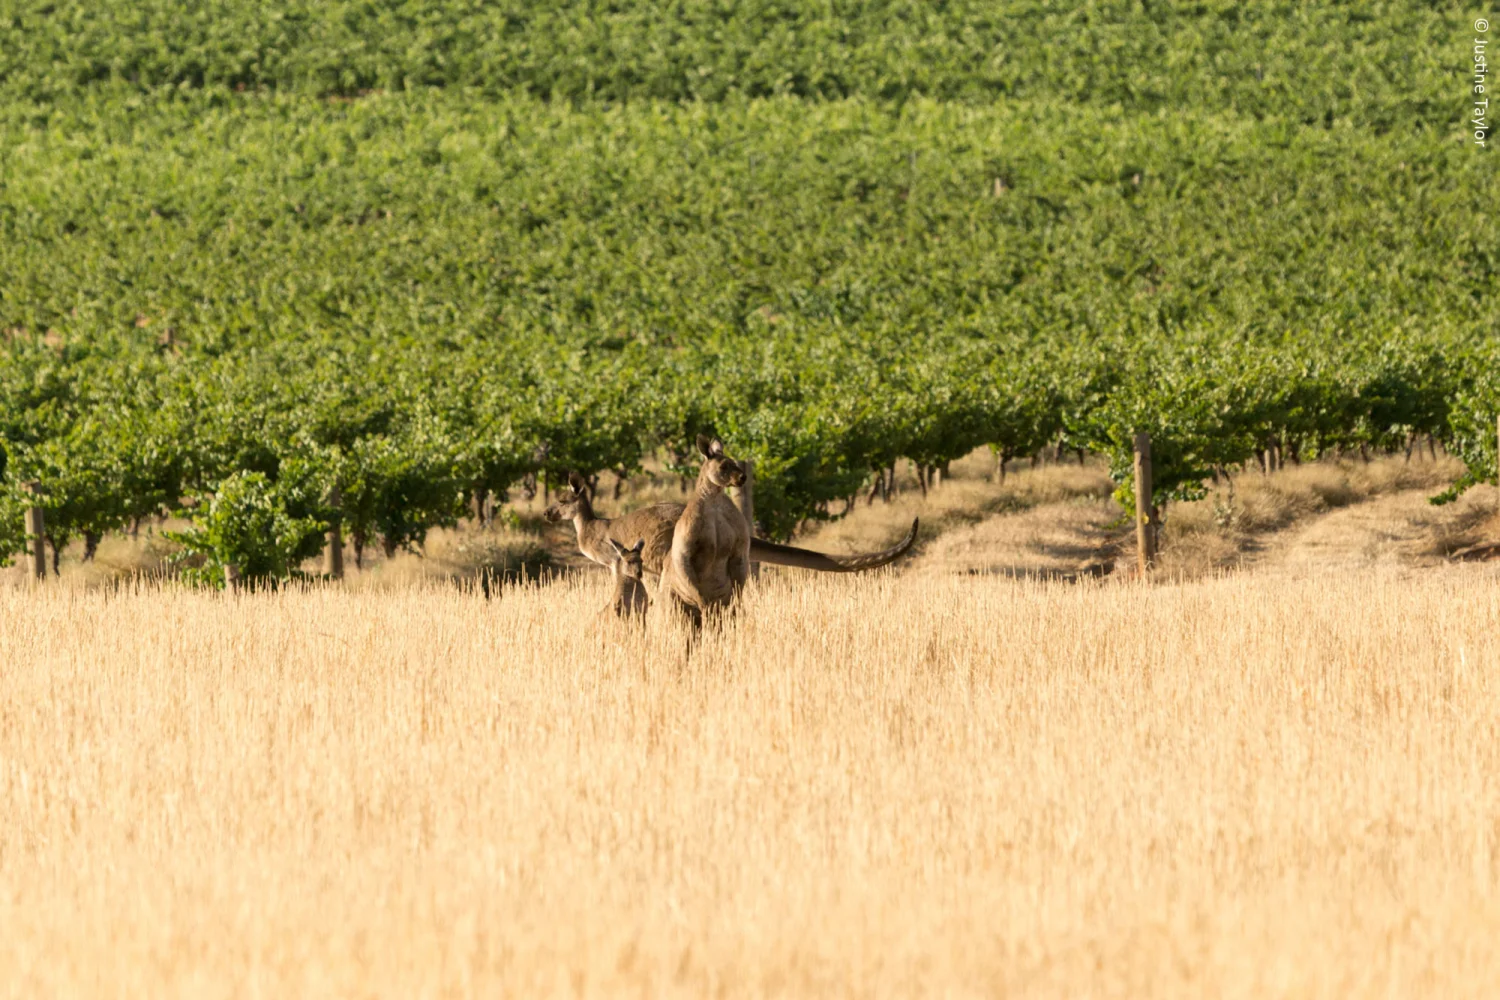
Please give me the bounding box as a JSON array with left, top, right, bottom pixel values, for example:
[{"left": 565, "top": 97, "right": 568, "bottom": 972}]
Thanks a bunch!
[
  {"left": 658, "top": 436, "right": 752, "bottom": 628},
  {"left": 544, "top": 472, "right": 679, "bottom": 586},
  {"left": 607, "top": 538, "right": 649, "bottom": 620},
  {"left": 544, "top": 473, "right": 919, "bottom": 583},
  {"left": 748, "top": 523, "right": 919, "bottom": 572}
]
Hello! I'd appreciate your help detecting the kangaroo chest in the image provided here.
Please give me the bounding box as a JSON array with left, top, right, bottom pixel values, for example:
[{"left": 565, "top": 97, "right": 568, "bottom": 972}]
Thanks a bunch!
[{"left": 690, "top": 497, "right": 746, "bottom": 562}]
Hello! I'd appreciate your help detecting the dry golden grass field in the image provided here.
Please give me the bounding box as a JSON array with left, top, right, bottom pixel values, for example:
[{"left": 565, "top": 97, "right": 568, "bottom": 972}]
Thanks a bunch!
[{"left": 4, "top": 559, "right": 1500, "bottom": 997}]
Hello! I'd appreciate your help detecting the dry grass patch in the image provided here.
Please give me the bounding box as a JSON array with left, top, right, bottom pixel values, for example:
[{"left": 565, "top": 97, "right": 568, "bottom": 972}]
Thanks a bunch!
[
  {"left": 905, "top": 498, "right": 1119, "bottom": 578},
  {"left": 3, "top": 568, "right": 1500, "bottom": 996},
  {"left": 795, "top": 456, "right": 1113, "bottom": 559},
  {"left": 0, "top": 520, "right": 553, "bottom": 591},
  {"left": 1154, "top": 456, "right": 1468, "bottom": 577},
  {"left": 1230, "top": 456, "right": 1462, "bottom": 534},
  {"left": 0, "top": 521, "right": 188, "bottom": 588},
  {"left": 1421, "top": 486, "right": 1500, "bottom": 559},
  {"left": 340, "top": 524, "right": 551, "bottom": 590}
]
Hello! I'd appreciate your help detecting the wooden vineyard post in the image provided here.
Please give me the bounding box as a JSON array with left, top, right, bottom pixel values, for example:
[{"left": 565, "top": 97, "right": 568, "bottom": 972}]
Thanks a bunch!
[
  {"left": 325, "top": 485, "right": 344, "bottom": 580},
  {"left": 1133, "top": 433, "right": 1156, "bottom": 576},
  {"left": 224, "top": 563, "right": 242, "bottom": 594},
  {"left": 23, "top": 481, "right": 45, "bottom": 580},
  {"left": 732, "top": 460, "right": 759, "bottom": 578}
]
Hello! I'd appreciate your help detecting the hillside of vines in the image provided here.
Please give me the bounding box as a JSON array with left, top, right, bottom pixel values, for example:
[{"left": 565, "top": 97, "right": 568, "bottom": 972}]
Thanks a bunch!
[
  {"left": 0, "top": 2, "right": 1494, "bottom": 579},
  {"left": 2, "top": 1, "right": 1458, "bottom": 125}
]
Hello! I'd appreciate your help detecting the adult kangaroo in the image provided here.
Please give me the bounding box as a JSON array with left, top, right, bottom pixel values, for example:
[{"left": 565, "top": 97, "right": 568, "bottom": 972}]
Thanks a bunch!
[
  {"left": 543, "top": 478, "right": 682, "bottom": 585},
  {"left": 544, "top": 474, "right": 918, "bottom": 583},
  {"left": 659, "top": 435, "right": 751, "bottom": 628}
]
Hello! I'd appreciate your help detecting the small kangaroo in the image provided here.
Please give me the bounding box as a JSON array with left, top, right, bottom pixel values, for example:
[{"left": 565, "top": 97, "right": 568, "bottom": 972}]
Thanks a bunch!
[{"left": 608, "top": 537, "right": 649, "bottom": 620}]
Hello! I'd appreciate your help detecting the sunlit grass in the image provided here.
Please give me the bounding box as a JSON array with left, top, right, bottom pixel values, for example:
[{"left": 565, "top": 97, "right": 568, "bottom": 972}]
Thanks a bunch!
[{"left": 2, "top": 566, "right": 1498, "bottom": 996}]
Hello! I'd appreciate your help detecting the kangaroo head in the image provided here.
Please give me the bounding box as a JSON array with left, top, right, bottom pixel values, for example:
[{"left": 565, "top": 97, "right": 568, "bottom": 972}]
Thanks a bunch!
[
  {"left": 543, "top": 471, "right": 594, "bottom": 523},
  {"left": 608, "top": 537, "right": 646, "bottom": 579},
  {"left": 695, "top": 434, "right": 747, "bottom": 488}
]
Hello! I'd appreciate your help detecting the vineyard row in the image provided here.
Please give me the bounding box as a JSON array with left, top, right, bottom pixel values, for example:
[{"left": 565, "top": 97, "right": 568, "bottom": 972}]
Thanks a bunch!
[{"left": 1, "top": 93, "right": 1495, "bottom": 580}]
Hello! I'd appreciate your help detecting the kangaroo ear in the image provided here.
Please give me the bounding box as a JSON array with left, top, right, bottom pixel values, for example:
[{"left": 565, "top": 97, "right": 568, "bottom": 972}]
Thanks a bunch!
[
  {"left": 568, "top": 471, "right": 588, "bottom": 495},
  {"left": 705, "top": 437, "right": 725, "bottom": 458},
  {"left": 632, "top": 539, "right": 645, "bottom": 553},
  {"left": 696, "top": 434, "right": 714, "bottom": 458},
  {"left": 608, "top": 538, "right": 627, "bottom": 557}
]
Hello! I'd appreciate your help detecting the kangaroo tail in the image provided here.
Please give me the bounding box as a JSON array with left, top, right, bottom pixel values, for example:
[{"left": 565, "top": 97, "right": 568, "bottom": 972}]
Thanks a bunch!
[{"left": 748, "top": 519, "right": 919, "bottom": 572}]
